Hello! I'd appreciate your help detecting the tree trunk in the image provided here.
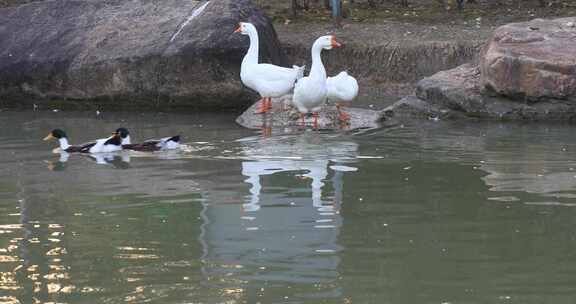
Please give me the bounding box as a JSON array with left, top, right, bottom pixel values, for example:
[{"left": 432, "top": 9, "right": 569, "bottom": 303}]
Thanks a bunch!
[
  {"left": 331, "top": 0, "right": 342, "bottom": 26},
  {"left": 456, "top": 0, "right": 464, "bottom": 9},
  {"left": 538, "top": 0, "right": 546, "bottom": 7},
  {"left": 291, "top": 0, "right": 298, "bottom": 16}
]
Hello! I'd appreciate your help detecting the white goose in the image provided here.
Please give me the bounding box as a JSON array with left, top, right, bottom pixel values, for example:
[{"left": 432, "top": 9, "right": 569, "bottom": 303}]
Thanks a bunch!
[
  {"left": 234, "top": 22, "right": 304, "bottom": 114},
  {"left": 327, "top": 71, "right": 358, "bottom": 122},
  {"left": 292, "top": 35, "right": 341, "bottom": 127}
]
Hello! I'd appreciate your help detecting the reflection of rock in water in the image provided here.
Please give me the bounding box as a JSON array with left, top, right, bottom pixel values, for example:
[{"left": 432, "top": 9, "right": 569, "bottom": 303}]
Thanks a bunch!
[
  {"left": 411, "top": 122, "right": 576, "bottom": 202},
  {"left": 199, "top": 133, "right": 358, "bottom": 301},
  {"left": 482, "top": 164, "right": 576, "bottom": 200}
]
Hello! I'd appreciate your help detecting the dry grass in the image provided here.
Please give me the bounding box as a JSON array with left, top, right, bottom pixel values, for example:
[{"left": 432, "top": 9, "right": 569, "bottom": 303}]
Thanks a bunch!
[
  {"left": 1, "top": 0, "right": 574, "bottom": 26},
  {"left": 255, "top": 0, "right": 576, "bottom": 25},
  {"left": 0, "top": 0, "right": 34, "bottom": 7}
]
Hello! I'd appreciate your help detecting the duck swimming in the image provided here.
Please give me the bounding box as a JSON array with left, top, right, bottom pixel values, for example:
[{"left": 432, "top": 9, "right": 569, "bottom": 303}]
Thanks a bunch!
[
  {"left": 114, "top": 127, "right": 181, "bottom": 151},
  {"left": 43, "top": 129, "right": 122, "bottom": 153}
]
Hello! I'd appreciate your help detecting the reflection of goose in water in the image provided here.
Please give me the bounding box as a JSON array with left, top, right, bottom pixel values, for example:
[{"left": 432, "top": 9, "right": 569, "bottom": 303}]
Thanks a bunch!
[
  {"left": 198, "top": 133, "right": 359, "bottom": 301},
  {"left": 242, "top": 159, "right": 329, "bottom": 211},
  {"left": 240, "top": 133, "right": 358, "bottom": 211}
]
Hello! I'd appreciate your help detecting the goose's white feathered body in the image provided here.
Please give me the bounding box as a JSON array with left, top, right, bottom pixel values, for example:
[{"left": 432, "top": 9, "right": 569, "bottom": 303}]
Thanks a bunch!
[
  {"left": 293, "top": 76, "right": 327, "bottom": 114},
  {"left": 293, "top": 35, "right": 339, "bottom": 115},
  {"left": 327, "top": 71, "right": 358, "bottom": 103},
  {"left": 238, "top": 23, "right": 303, "bottom": 99},
  {"left": 241, "top": 63, "right": 303, "bottom": 98}
]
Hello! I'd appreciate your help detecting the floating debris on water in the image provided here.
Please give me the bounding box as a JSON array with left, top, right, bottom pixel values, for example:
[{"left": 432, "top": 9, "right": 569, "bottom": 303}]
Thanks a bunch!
[
  {"left": 330, "top": 165, "right": 358, "bottom": 172},
  {"left": 487, "top": 196, "right": 521, "bottom": 202}
]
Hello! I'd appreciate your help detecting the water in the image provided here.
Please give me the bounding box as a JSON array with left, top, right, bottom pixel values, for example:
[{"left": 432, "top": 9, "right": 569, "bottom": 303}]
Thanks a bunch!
[{"left": 2, "top": 109, "right": 576, "bottom": 303}]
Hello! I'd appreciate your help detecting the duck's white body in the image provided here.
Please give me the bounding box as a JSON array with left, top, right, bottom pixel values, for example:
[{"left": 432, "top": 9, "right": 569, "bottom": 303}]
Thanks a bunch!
[
  {"left": 327, "top": 71, "right": 358, "bottom": 103},
  {"left": 293, "top": 36, "right": 338, "bottom": 115},
  {"left": 237, "top": 22, "right": 303, "bottom": 113},
  {"left": 57, "top": 138, "right": 71, "bottom": 151},
  {"left": 115, "top": 128, "right": 181, "bottom": 152},
  {"left": 120, "top": 135, "right": 131, "bottom": 145},
  {"left": 89, "top": 137, "right": 123, "bottom": 153},
  {"left": 154, "top": 137, "right": 181, "bottom": 150}
]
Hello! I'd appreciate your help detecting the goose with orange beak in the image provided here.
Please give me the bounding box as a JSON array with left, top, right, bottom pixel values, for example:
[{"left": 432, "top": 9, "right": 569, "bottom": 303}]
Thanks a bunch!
[
  {"left": 292, "top": 35, "right": 341, "bottom": 128},
  {"left": 234, "top": 22, "right": 305, "bottom": 114}
]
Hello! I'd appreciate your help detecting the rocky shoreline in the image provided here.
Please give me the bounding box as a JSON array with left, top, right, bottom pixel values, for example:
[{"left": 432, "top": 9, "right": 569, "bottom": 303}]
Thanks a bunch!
[
  {"left": 0, "top": 0, "right": 494, "bottom": 112},
  {"left": 0, "top": 0, "right": 575, "bottom": 124},
  {"left": 385, "top": 17, "right": 576, "bottom": 121}
]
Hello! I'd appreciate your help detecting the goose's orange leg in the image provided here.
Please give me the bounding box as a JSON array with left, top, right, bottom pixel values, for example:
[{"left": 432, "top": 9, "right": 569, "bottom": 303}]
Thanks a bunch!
[
  {"left": 254, "top": 97, "right": 268, "bottom": 114},
  {"left": 266, "top": 97, "right": 273, "bottom": 111},
  {"left": 261, "top": 126, "right": 272, "bottom": 137},
  {"left": 313, "top": 112, "right": 319, "bottom": 129},
  {"left": 336, "top": 103, "right": 350, "bottom": 122}
]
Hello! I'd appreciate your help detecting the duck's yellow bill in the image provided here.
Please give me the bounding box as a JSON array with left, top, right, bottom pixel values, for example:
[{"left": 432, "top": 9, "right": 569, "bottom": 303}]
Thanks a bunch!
[{"left": 43, "top": 134, "right": 54, "bottom": 141}]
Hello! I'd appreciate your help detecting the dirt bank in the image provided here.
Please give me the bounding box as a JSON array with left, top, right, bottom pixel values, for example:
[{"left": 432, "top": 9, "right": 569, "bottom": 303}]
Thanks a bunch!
[
  {"left": 274, "top": 22, "right": 491, "bottom": 109},
  {"left": 262, "top": 0, "right": 576, "bottom": 109}
]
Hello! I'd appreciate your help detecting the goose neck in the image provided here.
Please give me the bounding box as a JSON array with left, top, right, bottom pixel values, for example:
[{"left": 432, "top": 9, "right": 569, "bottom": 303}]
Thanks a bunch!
[
  {"left": 310, "top": 43, "right": 326, "bottom": 81},
  {"left": 242, "top": 28, "right": 259, "bottom": 66}
]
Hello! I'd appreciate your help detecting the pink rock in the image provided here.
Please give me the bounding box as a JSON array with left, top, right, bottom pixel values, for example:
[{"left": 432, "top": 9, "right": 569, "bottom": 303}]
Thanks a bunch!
[{"left": 480, "top": 18, "right": 576, "bottom": 100}]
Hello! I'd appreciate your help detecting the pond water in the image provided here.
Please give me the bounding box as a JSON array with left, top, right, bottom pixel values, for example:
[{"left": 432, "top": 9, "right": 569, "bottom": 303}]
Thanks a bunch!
[{"left": 2, "top": 109, "right": 576, "bottom": 303}]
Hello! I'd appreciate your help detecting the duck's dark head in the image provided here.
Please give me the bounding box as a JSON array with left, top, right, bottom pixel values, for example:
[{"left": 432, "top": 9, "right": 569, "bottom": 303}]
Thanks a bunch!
[
  {"left": 43, "top": 129, "right": 67, "bottom": 141},
  {"left": 114, "top": 127, "right": 130, "bottom": 139}
]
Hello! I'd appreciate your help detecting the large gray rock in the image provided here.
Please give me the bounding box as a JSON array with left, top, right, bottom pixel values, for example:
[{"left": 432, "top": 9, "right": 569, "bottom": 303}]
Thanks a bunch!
[
  {"left": 480, "top": 17, "right": 576, "bottom": 101},
  {"left": 0, "top": 0, "right": 286, "bottom": 109},
  {"left": 385, "top": 64, "right": 576, "bottom": 121}
]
